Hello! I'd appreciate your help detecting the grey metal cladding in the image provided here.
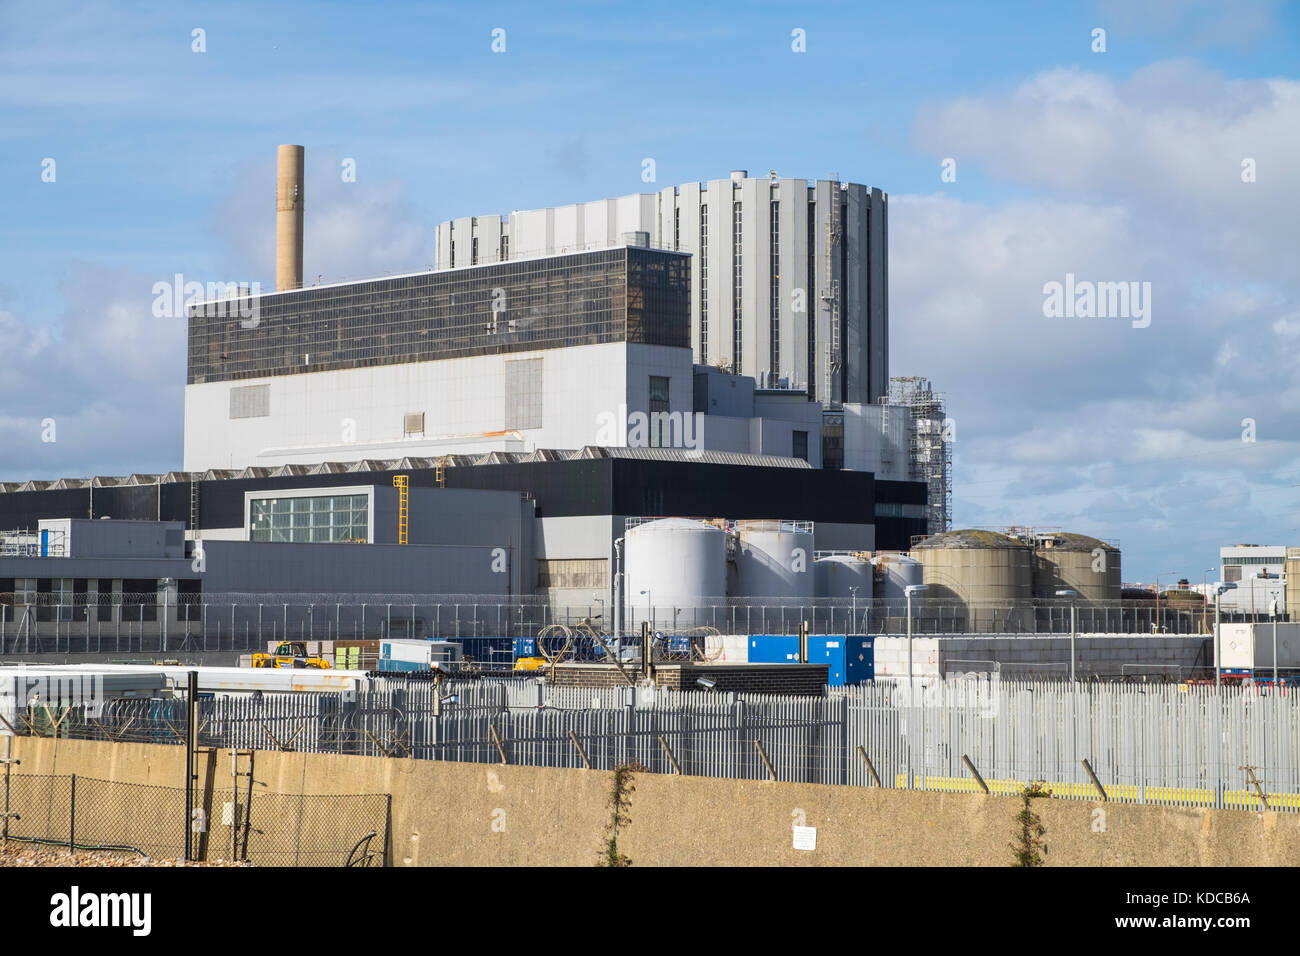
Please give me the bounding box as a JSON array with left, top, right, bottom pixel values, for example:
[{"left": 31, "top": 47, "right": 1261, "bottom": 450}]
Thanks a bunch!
[
  {"left": 229, "top": 384, "right": 270, "bottom": 419},
  {"left": 504, "top": 357, "right": 543, "bottom": 430}
]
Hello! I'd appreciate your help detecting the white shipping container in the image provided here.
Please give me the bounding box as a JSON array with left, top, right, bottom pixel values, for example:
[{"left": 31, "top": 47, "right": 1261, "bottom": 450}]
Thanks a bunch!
[{"left": 1220, "top": 622, "right": 1300, "bottom": 670}]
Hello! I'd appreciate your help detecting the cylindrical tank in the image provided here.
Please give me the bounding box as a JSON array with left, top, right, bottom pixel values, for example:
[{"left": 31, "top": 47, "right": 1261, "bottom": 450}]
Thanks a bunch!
[
  {"left": 912, "top": 530, "right": 1034, "bottom": 632},
  {"left": 730, "top": 520, "right": 815, "bottom": 602},
  {"left": 276, "top": 144, "right": 305, "bottom": 291},
  {"left": 872, "top": 553, "right": 922, "bottom": 603},
  {"left": 815, "top": 555, "right": 874, "bottom": 600},
  {"left": 1031, "top": 532, "right": 1121, "bottom": 602},
  {"left": 624, "top": 518, "right": 727, "bottom": 631}
]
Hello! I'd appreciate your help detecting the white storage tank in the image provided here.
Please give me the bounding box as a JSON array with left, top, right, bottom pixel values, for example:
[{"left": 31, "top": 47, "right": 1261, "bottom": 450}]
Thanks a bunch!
[
  {"left": 624, "top": 518, "right": 727, "bottom": 630},
  {"left": 731, "top": 519, "right": 815, "bottom": 602},
  {"left": 815, "top": 554, "right": 874, "bottom": 600},
  {"left": 873, "top": 553, "right": 923, "bottom": 603}
]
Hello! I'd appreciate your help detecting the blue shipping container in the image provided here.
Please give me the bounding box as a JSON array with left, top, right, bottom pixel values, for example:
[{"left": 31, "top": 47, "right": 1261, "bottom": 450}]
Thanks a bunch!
[
  {"left": 806, "top": 636, "right": 874, "bottom": 686},
  {"left": 748, "top": 635, "right": 801, "bottom": 663}
]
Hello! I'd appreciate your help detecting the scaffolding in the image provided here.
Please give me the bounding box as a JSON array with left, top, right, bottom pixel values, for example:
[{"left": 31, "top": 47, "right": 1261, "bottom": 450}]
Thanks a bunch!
[{"left": 887, "top": 376, "right": 951, "bottom": 534}]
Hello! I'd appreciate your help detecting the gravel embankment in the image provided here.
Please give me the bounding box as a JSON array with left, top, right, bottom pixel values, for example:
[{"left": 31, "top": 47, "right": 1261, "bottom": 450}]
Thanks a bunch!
[{"left": 0, "top": 842, "right": 250, "bottom": 866}]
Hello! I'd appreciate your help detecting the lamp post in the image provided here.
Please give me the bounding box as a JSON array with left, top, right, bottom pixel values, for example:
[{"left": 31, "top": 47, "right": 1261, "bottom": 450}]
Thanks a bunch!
[
  {"left": 905, "top": 585, "right": 928, "bottom": 681},
  {"left": 1056, "top": 588, "right": 1078, "bottom": 681},
  {"left": 849, "top": 586, "right": 860, "bottom": 636},
  {"left": 160, "top": 577, "right": 174, "bottom": 652},
  {"left": 640, "top": 589, "right": 651, "bottom": 632},
  {"left": 1214, "top": 582, "right": 1237, "bottom": 689},
  {"left": 1268, "top": 598, "right": 1279, "bottom": 686},
  {"left": 613, "top": 537, "right": 624, "bottom": 659}
]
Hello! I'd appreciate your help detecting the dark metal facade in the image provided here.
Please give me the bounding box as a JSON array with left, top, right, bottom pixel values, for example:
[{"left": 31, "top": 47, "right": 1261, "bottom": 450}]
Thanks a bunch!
[{"left": 187, "top": 247, "right": 690, "bottom": 385}]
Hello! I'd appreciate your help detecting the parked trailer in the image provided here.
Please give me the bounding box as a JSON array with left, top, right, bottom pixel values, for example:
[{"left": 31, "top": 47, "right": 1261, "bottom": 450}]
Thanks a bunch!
[{"left": 378, "top": 639, "right": 463, "bottom": 673}]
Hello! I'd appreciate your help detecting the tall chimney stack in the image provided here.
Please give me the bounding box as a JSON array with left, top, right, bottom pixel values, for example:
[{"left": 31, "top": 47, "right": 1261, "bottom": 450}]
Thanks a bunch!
[{"left": 276, "top": 144, "right": 304, "bottom": 291}]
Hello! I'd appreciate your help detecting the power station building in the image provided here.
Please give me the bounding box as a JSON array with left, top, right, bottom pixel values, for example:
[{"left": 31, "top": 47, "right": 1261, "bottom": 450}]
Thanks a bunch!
[
  {"left": 0, "top": 147, "right": 947, "bottom": 636},
  {"left": 435, "top": 171, "right": 890, "bottom": 408}
]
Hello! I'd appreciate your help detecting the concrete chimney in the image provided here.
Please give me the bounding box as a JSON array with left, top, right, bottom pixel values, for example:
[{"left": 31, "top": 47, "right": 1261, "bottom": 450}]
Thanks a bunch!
[{"left": 276, "top": 145, "right": 304, "bottom": 291}]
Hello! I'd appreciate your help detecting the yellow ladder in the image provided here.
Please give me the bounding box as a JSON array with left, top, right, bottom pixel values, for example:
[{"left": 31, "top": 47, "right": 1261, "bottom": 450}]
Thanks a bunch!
[{"left": 393, "top": 475, "right": 409, "bottom": 544}]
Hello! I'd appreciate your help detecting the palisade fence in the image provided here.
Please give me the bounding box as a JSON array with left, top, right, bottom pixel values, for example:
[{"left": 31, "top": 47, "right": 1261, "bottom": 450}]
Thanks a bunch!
[
  {"left": 31, "top": 679, "right": 1300, "bottom": 813},
  {"left": 0, "top": 591, "right": 1216, "bottom": 655}
]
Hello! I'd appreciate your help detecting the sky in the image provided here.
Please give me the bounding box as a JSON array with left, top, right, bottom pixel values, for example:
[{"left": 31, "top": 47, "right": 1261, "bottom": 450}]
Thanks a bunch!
[{"left": 0, "top": 0, "right": 1297, "bottom": 584}]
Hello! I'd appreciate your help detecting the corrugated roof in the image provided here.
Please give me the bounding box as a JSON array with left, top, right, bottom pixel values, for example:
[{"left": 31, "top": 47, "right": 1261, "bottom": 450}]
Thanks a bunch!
[
  {"left": 1, "top": 443, "right": 814, "bottom": 488},
  {"left": 579, "top": 446, "right": 812, "bottom": 469}
]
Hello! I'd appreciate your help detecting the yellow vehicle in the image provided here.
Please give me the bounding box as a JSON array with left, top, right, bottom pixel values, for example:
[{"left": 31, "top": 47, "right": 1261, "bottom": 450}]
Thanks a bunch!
[
  {"left": 512, "top": 656, "right": 548, "bottom": 672},
  {"left": 252, "top": 641, "right": 333, "bottom": 669}
]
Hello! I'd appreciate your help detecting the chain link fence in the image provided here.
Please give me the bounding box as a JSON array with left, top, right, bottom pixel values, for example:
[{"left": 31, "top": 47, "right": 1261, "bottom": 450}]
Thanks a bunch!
[{"left": 0, "top": 771, "right": 388, "bottom": 867}]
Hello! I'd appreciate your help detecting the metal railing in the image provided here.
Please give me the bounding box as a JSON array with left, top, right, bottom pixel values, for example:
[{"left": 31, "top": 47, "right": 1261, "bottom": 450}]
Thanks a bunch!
[{"left": 0, "top": 592, "right": 1234, "bottom": 655}]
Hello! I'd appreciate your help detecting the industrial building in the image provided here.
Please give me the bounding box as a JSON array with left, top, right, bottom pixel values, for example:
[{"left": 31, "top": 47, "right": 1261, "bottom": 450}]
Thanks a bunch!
[
  {"left": 0, "top": 145, "right": 957, "bottom": 648},
  {"left": 1219, "top": 544, "right": 1286, "bottom": 618},
  {"left": 435, "top": 170, "right": 890, "bottom": 408}
]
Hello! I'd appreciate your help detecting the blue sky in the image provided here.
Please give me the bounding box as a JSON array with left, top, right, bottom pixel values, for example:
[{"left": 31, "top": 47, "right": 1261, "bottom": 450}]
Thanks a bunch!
[{"left": 1, "top": 0, "right": 1298, "bottom": 583}]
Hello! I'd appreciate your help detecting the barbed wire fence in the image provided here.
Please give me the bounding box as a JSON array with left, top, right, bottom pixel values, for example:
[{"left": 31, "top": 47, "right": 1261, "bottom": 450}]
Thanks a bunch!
[
  {"left": 10, "top": 678, "right": 1298, "bottom": 813},
  {"left": 0, "top": 591, "right": 1220, "bottom": 656}
]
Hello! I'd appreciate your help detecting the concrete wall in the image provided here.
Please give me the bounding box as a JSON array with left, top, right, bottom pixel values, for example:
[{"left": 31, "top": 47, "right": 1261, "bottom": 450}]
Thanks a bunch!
[{"left": 10, "top": 737, "right": 1299, "bottom": 867}]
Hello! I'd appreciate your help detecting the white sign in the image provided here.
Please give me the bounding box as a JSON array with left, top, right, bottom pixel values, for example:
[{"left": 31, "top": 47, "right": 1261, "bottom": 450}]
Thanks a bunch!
[{"left": 793, "top": 825, "right": 817, "bottom": 851}]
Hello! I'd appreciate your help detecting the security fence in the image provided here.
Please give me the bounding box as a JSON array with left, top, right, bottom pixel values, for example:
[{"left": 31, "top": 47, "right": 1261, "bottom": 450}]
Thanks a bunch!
[
  {"left": 24, "top": 678, "right": 1300, "bottom": 813},
  {"left": 0, "top": 771, "right": 388, "bottom": 867},
  {"left": 0, "top": 591, "right": 1220, "bottom": 655}
]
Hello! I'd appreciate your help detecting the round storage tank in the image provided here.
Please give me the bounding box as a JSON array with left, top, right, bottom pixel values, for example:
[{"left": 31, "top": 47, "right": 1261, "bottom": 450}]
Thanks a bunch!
[
  {"left": 624, "top": 518, "right": 727, "bottom": 631},
  {"left": 1032, "top": 532, "right": 1121, "bottom": 603},
  {"left": 912, "top": 530, "right": 1034, "bottom": 632},
  {"left": 873, "top": 553, "right": 923, "bottom": 603},
  {"left": 814, "top": 555, "right": 873, "bottom": 633},
  {"left": 815, "top": 555, "right": 874, "bottom": 600},
  {"left": 731, "top": 520, "right": 815, "bottom": 603}
]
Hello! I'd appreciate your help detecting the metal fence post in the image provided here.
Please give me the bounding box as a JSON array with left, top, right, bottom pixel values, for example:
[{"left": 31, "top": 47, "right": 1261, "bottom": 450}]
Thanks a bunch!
[{"left": 68, "top": 773, "right": 76, "bottom": 851}]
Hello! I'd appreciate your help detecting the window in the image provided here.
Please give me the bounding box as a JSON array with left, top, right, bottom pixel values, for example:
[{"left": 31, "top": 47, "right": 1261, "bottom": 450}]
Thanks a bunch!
[
  {"left": 792, "top": 429, "right": 808, "bottom": 462},
  {"left": 404, "top": 412, "right": 425, "bottom": 436},
  {"left": 1223, "top": 566, "right": 1242, "bottom": 582},
  {"left": 699, "top": 204, "right": 709, "bottom": 363},
  {"left": 500, "top": 235, "right": 509, "bottom": 260},
  {"left": 189, "top": 248, "right": 690, "bottom": 386},
  {"left": 505, "top": 358, "right": 544, "bottom": 430},
  {"left": 649, "top": 375, "right": 670, "bottom": 446},
  {"left": 250, "top": 493, "right": 369, "bottom": 543},
  {"left": 770, "top": 199, "right": 780, "bottom": 379},
  {"left": 732, "top": 200, "right": 743, "bottom": 371}
]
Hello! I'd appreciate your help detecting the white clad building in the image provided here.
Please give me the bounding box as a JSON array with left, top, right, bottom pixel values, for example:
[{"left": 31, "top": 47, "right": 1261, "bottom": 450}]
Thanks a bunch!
[{"left": 435, "top": 170, "right": 889, "bottom": 409}]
